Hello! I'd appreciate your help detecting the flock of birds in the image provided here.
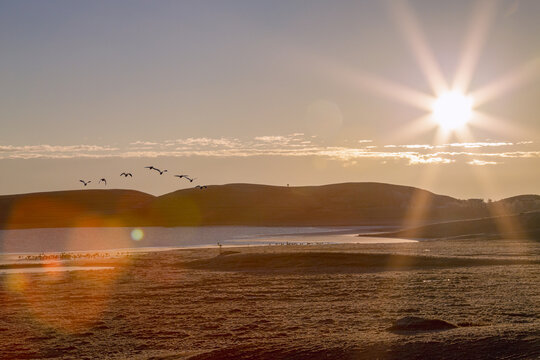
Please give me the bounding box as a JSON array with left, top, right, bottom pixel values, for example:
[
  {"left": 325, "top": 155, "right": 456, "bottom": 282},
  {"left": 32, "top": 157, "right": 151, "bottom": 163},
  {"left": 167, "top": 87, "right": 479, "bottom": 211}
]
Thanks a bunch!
[{"left": 79, "top": 166, "right": 208, "bottom": 189}]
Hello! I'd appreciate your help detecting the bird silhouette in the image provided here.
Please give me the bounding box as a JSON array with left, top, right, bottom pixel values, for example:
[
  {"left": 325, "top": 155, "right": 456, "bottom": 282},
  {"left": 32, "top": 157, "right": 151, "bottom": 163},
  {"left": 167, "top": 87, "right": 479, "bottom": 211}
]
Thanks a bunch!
[
  {"left": 195, "top": 185, "right": 207, "bottom": 189},
  {"left": 120, "top": 172, "right": 133, "bottom": 177},
  {"left": 152, "top": 168, "right": 167, "bottom": 175},
  {"left": 99, "top": 178, "right": 107, "bottom": 185},
  {"left": 79, "top": 180, "right": 91, "bottom": 186},
  {"left": 185, "top": 176, "right": 196, "bottom": 183},
  {"left": 146, "top": 166, "right": 167, "bottom": 175},
  {"left": 174, "top": 174, "right": 189, "bottom": 179}
]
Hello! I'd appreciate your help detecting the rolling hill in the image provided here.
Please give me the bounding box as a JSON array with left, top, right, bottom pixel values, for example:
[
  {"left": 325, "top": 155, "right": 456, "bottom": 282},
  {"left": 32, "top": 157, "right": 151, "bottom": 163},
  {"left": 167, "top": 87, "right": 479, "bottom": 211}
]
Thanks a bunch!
[
  {"left": 368, "top": 211, "right": 540, "bottom": 240},
  {"left": 0, "top": 183, "right": 538, "bottom": 229},
  {"left": 0, "top": 189, "right": 154, "bottom": 229}
]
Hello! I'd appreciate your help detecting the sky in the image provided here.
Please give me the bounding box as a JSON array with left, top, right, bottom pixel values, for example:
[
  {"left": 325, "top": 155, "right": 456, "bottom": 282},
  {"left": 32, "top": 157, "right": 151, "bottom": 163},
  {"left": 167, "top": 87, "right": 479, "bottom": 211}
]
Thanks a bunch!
[{"left": 1, "top": 0, "right": 539, "bottom": 199}]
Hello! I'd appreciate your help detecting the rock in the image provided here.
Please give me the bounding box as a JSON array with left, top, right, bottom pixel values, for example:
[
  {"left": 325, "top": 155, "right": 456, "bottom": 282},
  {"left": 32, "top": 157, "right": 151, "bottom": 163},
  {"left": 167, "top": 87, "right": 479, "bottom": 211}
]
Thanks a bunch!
[{"left": 388, "top": 316, "right": 457, "bottom": 332}]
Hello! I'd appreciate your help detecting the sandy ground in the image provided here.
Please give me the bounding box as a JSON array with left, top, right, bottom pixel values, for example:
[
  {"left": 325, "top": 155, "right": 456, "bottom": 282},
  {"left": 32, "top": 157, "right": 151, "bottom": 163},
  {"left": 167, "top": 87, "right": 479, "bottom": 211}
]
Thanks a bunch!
[{"left": 1, "top": 239, "right": 539, "bottom": 359}]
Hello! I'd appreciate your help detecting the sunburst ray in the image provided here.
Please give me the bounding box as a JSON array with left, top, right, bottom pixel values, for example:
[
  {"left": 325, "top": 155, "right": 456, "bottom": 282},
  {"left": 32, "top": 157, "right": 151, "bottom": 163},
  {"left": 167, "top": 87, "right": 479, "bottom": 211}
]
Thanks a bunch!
[
  {"left": 471, "top": 57, "right": 540, "bottom": 107},
  {"left": 388, "top": 0, "right": 449, "bottom": 95},
  {"left": 452, "top": 0, "right": 497, "bottom": 93}
]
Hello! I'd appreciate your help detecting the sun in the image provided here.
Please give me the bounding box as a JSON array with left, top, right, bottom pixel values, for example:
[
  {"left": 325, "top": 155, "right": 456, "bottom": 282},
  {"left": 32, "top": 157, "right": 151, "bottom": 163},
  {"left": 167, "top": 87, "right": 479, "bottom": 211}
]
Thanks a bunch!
[{"left": 432, "top": 91, "right": 474, "bottom": 130}]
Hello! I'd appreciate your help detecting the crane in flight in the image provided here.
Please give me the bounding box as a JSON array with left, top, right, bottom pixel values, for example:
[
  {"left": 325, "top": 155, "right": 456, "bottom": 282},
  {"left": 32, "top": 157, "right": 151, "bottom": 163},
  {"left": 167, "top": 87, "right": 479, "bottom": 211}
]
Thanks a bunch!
[
  {"left": 79, "top": 180, "right": 91, "bottom": 186},
  {"left": 120, "top": 172, "right": 133, "bottom": 177},
  {"left": 146, "top": 166, "right": 167, "bottom": 175},
  {"left": 99, "top": 178, "right": 107, "bottom": 185}
]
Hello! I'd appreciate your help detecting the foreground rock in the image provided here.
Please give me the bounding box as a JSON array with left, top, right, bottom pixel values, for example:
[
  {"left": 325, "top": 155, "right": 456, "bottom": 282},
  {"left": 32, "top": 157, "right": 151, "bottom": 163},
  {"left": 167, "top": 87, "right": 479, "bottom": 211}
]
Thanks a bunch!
[{"left": 388, "top": 316, "right": 457, "bottom": 333}]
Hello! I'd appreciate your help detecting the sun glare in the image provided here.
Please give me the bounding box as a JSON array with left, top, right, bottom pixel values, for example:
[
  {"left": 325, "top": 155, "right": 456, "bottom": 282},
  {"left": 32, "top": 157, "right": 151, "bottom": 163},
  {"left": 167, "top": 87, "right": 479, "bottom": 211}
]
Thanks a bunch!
[{"left": 432, "top": 91, "right": 473, "bottom": 130}]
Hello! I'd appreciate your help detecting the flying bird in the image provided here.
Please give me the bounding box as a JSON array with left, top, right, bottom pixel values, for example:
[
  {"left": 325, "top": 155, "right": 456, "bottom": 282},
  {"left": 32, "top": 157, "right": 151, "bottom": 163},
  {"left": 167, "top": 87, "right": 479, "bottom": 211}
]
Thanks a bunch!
[
  {"left": 79, "top": 180, "right": 91, "bottom": 186},
  {"left": 184, "top": 176, "right": 196, "bottom": 183},
  {"left": 174, "top": 174, "right": 189, "bottom": 179},
  {"left": 195, "top": 185, "right": 207, "bottom": 189},
  {"left": 151, "top": 168, "right": 167, "bottom": 175},
  {"left": 146, "top": 166, "right": 167, "bottom": 175},
  {"left": 120, "top": 172, "right": 133, "bottom": 177},
  {"left": 99, "top": 178, "right": 107, "bottom": 185}
]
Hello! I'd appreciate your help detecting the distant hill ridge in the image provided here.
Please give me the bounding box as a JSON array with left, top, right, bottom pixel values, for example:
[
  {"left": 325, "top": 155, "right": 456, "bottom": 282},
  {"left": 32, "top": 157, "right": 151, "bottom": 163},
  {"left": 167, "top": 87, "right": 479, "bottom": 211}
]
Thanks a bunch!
[
  {"left": 369, "top": 211, "right": 540, "bottom": 240},
  {"left": 0, "top": 183, "right": 538, "bottom": 229}
]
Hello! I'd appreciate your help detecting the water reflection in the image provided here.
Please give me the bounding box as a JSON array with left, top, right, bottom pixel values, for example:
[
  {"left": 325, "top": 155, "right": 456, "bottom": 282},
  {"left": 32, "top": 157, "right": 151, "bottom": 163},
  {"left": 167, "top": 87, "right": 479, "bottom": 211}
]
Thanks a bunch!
[{"left": 0, "top": 266, "right": 114, "bottom": 274}]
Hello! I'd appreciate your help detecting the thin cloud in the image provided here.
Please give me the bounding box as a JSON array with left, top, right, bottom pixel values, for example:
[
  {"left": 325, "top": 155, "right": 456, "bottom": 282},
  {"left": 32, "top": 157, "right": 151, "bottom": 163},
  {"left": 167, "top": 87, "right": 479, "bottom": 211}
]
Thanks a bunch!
[
  {"left": 168, "top": 137, "right": 240, "bottom": 147},
  {"left": 0, "top": 144, "right": 119, "bottom": 159},
  {"left": 0, "top": 135, "right": 537, "bottom": 166},
  {"left": 129, "top": 141, "right": 159, "bottom": 146},
  {"left": 446, "top": 142, "right": 515, "bottom": 148},
  {"left": 468, "top": 159, "right": 499, "bottom": 166},
  {"left": 384, "top": 144, "right": 435, "bottom": 149},
  {"left": 383, "top": 141, "right": 526, "bottom": 150},
  {"left": 254, "top": 135, "right": 288, "bottom": 142}
]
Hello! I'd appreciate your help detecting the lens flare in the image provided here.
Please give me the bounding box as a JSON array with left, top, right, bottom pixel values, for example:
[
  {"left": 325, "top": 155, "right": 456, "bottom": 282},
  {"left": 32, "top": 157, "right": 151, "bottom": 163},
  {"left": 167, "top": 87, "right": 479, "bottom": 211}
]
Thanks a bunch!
[{"left": 131, "top": 229, "right": 144, "bottom": 241}]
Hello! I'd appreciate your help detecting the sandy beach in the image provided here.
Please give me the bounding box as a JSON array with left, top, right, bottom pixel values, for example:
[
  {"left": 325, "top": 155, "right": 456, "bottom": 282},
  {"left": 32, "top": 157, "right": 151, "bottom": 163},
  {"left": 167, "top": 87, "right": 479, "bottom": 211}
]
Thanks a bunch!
[{"left": 1, "top": 238, "right": 539, "bottom": 359}]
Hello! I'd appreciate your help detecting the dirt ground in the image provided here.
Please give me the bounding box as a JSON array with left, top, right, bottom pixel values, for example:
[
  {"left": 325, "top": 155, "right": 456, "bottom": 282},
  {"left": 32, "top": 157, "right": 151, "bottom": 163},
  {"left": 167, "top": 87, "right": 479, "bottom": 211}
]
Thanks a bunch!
[{"left": 1, "top": 239, "right": 539, "bottom": 359}]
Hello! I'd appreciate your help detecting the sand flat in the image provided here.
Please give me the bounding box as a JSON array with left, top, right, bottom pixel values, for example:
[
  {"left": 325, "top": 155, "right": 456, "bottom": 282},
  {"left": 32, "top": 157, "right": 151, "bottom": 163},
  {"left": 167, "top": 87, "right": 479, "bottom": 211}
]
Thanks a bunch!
[{"left": 1, "top": 239, "right": 539, "bottom": 359}]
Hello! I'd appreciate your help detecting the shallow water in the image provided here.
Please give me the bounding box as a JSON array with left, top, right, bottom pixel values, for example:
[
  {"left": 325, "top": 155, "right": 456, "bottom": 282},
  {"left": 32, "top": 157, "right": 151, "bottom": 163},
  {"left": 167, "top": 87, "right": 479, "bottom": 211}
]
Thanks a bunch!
[
  {"left": 0, "top": 225, "right": 393, "bottom": 255},
  {"left": 0, "top": 226, "right": 405, "bottom": 272},
  {"left": 229, "top": 234, "right": 418, "bottom": 245},
  {"left": 0, "top": 266, "right": 114, "bottom": 274}
]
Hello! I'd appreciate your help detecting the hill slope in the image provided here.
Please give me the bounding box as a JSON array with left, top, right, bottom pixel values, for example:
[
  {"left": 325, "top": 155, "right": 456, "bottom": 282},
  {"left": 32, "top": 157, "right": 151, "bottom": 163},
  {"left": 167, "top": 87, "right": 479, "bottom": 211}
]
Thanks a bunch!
[
  {"left": 0, "top": 183, "right": 538, "bottom": 229},
  {"left": 369, "top": 211, "right": 540, "bottom": 240},
  {"left": 0, "top": 189, "right": 155, "bottom": 229},
  {"left": 138, "top": 183, "right": 463, "bottom": 226}
]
